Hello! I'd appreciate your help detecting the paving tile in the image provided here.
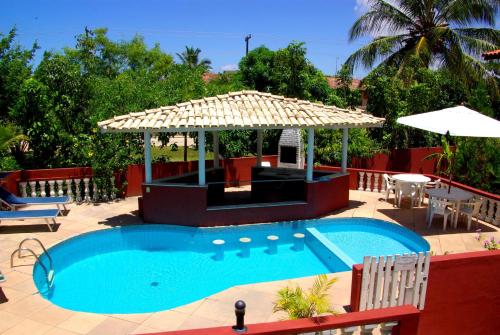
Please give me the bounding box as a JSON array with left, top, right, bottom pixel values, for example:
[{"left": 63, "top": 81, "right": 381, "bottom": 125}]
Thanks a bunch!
[
  {"left": 177, "top": 315, "right": 226, "bottom": 331},
  {"left": 27, "top": 304, "right": 76, "bottom": 327},
  {"left": 108, "top": 313, "right": 152, "bottom": 325},
  {"left": 86, "top": 317, "right": 138, "bottom": 335},
  {"left": 57, "top": 313, "right": 107, "bottom": 334},
  {"left": 0, "top": 310, "right": 24, "bottom": 333},
  {"left": 0, "top": 318, "right": 52, "bottom": 335},
  {"left": 43, "top": 328, "right": 80, "bottom": 335},
  {"left": 141, "top": 310, "right": 190, "bottom": 331},
  {"left": 2, "top": 294, "right": 51, "bottom": 317}
]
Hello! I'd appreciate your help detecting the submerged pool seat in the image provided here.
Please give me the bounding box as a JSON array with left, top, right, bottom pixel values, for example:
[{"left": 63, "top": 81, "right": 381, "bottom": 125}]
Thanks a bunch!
[
  {"left": 0, "top": 208, "right": 60, "bottom": 231},
  {"left": 0, "top": 186, "right": 69, "bottom": 212}
]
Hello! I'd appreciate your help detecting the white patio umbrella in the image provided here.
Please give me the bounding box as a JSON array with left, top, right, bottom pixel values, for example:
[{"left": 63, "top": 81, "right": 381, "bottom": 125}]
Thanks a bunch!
[
  {"left": 397, "top": 105, "right": 500, "bottom": 192},
  {"left": 397, "top": 105, "right": 500, "bottom": 137}
]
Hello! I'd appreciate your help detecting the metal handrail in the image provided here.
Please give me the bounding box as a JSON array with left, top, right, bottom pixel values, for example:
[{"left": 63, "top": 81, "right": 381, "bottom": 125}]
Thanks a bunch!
[{"left": 10, "top": 238, "right": 54, "bottom": 289}]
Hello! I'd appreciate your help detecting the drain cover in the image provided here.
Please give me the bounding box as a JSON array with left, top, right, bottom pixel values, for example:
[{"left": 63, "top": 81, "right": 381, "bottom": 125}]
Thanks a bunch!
[{"left": 150, "top": 281, "right": 159, "bottom": 287}]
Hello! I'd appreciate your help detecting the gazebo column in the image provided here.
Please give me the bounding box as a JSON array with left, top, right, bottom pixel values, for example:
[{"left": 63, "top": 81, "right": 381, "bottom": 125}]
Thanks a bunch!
[
  {"left": 213, "top": 131, "right": 220, "bottom": 168},
  {"left": 198, "top": 129, "right": 206, "bottom": 186},
  {"left": 306, "top": 128, "right": 314, "bottom": 182},
  {"left": 341, "top": 128, "right": 348, "bottom": 173},
  {"left": 256, "top": 129, "right": 263, "bottom": 166},
  {"left": 144, "top": 130, "right": 152, "bottom": 183}
]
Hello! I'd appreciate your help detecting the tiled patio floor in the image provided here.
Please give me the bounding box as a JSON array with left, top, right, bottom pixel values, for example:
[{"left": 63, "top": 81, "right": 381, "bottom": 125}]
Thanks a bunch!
[{"left": 1, "top": 190, "right": 499, "bottom": 335}]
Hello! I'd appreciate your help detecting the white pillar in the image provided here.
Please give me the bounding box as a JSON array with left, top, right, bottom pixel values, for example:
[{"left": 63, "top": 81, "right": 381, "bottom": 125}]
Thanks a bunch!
[
  {"left": 213, "top": 131, "right": 220, "bottom": 168},
  {"left": 341, "top": 128, "right": 349, "bottom": 173},
  {"left": 144, "top": 130, "right": 152, "bottom": 183},
  {"left": 256, "top": 129, "right": 263, "bottom": 166},
  {"left": 198, "top": 129, "right": 206, "bottom": 186},
  {"left": 306, "top": 128, "right": 314, "bottom": 182}
]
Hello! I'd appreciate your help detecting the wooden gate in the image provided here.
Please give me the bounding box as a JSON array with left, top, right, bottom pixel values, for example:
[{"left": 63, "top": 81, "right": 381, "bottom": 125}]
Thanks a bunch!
[{"left": 359, "top": 252, "right": 430, "bottom": 311}]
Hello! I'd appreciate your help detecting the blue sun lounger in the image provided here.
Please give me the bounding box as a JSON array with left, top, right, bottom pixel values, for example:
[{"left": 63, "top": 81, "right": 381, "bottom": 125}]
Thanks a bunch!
[
  {"left": 0, "top": 186, "right": 69, "bottom": 212},
  {"left": 0, "top": 208, "right": 60, "bottom": 231}
]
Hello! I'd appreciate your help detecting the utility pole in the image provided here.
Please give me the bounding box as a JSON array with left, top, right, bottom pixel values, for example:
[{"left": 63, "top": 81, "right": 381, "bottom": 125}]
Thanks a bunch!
[{"left": 245, "top": 34, "right": 252, "bottom": 56}]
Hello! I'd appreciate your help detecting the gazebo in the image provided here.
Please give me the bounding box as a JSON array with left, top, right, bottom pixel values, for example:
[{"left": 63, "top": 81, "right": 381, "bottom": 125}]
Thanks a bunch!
[{"left": 98, "top": 90, "right": 384, "bottom": 226}]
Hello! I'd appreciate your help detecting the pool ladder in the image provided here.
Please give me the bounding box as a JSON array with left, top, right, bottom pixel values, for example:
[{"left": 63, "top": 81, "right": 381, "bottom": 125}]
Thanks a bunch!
[{"left": 10, "top": 238, "right": 54, "bottom": 289}]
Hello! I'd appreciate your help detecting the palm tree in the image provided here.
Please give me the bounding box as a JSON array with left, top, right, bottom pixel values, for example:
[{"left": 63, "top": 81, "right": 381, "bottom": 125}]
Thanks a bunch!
[
  {"left": 176, "top": 46, "right": 212, "bottom": 71},
  {"left": 176, "top": 46, "right": 212, "bottom": 161},
  {"left": 0, "top": 124, "right": 27, "bottom": 152},
  {"left": 346, "top": 0, "right": 499, "bottom": 83},
  {"left": 273, "top": 274, "right": 337, "bottom": 320}
]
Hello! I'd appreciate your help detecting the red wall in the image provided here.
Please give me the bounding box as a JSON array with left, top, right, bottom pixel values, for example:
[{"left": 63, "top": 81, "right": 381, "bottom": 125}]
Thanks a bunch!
[
  {"left": 141, "top": 173, "right": 349, "bottom": 227},
  {"left": 351, "top": 250, "right": 500, "bottom": 335}
]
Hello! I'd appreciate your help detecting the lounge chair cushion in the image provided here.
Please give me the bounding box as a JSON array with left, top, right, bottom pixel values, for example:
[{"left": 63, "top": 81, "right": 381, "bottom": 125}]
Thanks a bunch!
[
  {"left": 0, "top": 186, "right": 69, "bottom": 205},
  {"left": 0, "top": 209, "right": 60, "bottom": 220}
]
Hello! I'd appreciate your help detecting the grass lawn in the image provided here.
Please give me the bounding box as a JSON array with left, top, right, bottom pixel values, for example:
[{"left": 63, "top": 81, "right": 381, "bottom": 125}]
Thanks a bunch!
[{"left": 152, "top": 146, "right": 213, "bottom": 162}]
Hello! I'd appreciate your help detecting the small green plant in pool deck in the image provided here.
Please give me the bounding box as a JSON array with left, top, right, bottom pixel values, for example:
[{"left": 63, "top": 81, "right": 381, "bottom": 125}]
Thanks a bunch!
[{"left": 273, "top": 274, "right": 337, "bottom": 320}]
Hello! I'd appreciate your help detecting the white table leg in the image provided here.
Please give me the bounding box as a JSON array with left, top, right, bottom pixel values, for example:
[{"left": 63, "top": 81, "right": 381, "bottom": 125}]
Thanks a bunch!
[{"left": 454, "top": 201, "right": 461, "bottom": 228}]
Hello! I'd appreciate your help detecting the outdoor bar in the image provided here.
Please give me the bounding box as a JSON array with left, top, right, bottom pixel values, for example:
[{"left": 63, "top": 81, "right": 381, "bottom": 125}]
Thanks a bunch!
[{"left": 98, "top": 91, "right": 384, "bottom": 226}]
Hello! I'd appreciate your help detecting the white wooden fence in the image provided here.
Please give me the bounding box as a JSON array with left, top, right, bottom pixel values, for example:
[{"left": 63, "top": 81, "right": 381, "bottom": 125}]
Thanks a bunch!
[
  {"left": 298, "top": 322, "right": 399, "bottom": 335},
  {"left": 357, "top": 171, "right": 500, "bottom": 226},
  {"left": 359, "top": 252, "right": 430, "bottom": 311}
]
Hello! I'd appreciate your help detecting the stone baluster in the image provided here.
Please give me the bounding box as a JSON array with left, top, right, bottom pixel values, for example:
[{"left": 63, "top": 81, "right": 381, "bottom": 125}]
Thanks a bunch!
[
  {"left": 29, "top": 181, "right": 37, "bottom": 197},
  {"left": 40, "top": 181, "right": 47, "bottom": 197},
  {"left": 74, "top": 179, "right": 81, "bottom": 202},
  {"left": 380, "top": 176, "right": 387, "bottom": 193},
  {"left": 93, "top": 182, "right": 99, "bottom": 202},
  {"left": 110, "top": 176, "right": 116, "bottom": 200},
  {"left": 494, "top": 201, "right": 500, "bottom": 226},
  {"left": 19, "top": 182, "right": 28, "bottom": 197},
  {"left": 480, "top": 199, "right": 488, "bottom": 221},
  {"left": 48, "top": 180, "right": 56, "bottom": 197},
  {"left": 360, "top": 324, "right": 378, "bottom": 335},
  {"left": 380, "top": 322, "right": 398, "bottom": 335},
  {"left": 365, "top": 172, "right": 373, "bottom": 192},
  {"left": 83, "top": 178, "right": 90, "bottom": 202},
  {"left": 56, "top": 180, "right": 64, "bottom": 196},
  {"left": 65, "top": 179, "right": 73, "bottom": 202},
  {"left": 341, "top": 326, "right": 358, "bottom": 335},
  {"left": 358, "top": 172, "right": 365, "bottom": 191},
  {"left": 373, "top": 173, "right": 380, "bottom": 193},
  {"left": 486, "top": 200, "right": 495, "bottom": 223}
]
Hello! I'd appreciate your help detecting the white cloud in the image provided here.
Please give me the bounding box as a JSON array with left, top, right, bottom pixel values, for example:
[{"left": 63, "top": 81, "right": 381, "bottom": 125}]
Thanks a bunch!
[
  {"left": 220, "top": 64, "right": 238, "bottom": 72},
  {"left": 354, "top": 0, "right": 371, "bottom": 15}
]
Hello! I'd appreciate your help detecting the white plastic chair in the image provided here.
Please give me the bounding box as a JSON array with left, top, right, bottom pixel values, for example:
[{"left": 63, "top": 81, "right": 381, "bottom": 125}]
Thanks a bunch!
[
  {"left": 428, "top": 198, "right": 454, "bottom": 231},
  {"left": 421, "top": 178, "right": 442, "bottom": 205},
  {"left": 457, "top": 199, "right": 482, "bottom": 230},
  {"left": 395, "top": 181, "right": 418, "bottom": 208},
  {"left": 383, "top": 174, "right": 396, "bottom": 202}
]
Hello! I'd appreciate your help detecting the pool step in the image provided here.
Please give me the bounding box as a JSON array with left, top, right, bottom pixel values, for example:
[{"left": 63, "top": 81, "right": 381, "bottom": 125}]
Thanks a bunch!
[{"left": 306, "top": 227, "right": 356, "bottom": 269}]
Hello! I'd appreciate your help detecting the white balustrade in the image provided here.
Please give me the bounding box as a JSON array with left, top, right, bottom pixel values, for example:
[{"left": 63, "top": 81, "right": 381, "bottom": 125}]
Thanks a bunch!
[
  {"left": 29, "top": 181, "right": 37, "bottom": 197},
  {"left": 365, "top": 173, "right": 372, "bottom": 192},
  {"left": 360, "top": 324, "right": 378, "bottom": 335},
  {"left": 40, "top": 181, "right": 47, "bottom": 197},
  {"left": 93, "top": 183, "right": 98, "bottom": 202},
  {"left": 56, "top": 180, "right": 64, "bottom": 196},
  {"left": 18, "top": 181, "right": 27, "bottom": 197},
  {"left": 74, "top": 179, "right": 81, "bottom": 202},
  {"left": 66, "top": 179, "right": 73, "bottom": 202},
  {"left": 83, "top": 178, "right": 90, "bottom": 202},
  {"left": 373, "top": 173, "right": 380, "bottom": 193},
  {"left": 48, "top": 180, "right": 56, "bottom": 197},
  {"left": 358, "top": 172, "right": 365, "bottom": 191},
  {"left": 298, "top": 322, "right": 401, "bottom": 335},
  {"left": 380, "top": 322, "right": 398, "bottom": 335}
]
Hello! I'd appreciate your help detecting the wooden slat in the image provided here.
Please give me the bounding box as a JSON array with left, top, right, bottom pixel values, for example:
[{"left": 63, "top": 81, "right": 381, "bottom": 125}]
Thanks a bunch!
[
  {"left": 359, "top": 256, "right": 372, "bottom": 311},
  {"left": 412, "top": 252, "right": 425, "bottom": 306},
  {"left": 381, "top": 256, "right": 394, "bottom": 308},
  {"left": 418, "top": 252, "right": 431, "bottom": 309},
  {"left": 373, "top": 256, "right": 385, "bottom": 309},
  {"left": 389, "top": 255, "right": 401, "bottom": 307},
  {"left": 366, "top": 257, "right": 378, "bottom": 310}
]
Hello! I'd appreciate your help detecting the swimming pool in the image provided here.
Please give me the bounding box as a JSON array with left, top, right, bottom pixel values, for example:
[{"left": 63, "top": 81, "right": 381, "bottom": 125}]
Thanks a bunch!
[{"left": 33, "top": 218, "right": 429, "bottom": 313}]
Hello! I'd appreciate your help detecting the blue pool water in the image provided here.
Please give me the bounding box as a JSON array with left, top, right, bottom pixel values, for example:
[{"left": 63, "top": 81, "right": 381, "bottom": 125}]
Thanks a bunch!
[{"left": 33, "top": 218, "right": 429, "bottom": 314}]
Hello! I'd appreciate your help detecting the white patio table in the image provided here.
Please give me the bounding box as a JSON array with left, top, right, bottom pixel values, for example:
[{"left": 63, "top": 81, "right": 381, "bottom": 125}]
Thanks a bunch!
[
  {"left": 392, "top": 174, "right": 431, "bottom": 206},
  {"left": 425, "top": 187, "right": 473, "bottom": 229}
]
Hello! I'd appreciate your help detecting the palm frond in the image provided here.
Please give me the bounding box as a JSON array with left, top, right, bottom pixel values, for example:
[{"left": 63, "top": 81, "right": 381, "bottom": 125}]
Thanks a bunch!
[
  {"left": 440, "top": 0, "right": 497, "bottom": 26},
  {"left": 457, "top": 35, "right": 498, "bottom": 58},
  {"left": 345, "top": 35, "right": 407, "bottom": 71},
  {"left": 454, "top": 27, "right": 500, "bottom": 46},
  {"left": 349, "top": 1, "right": 414, "bottom": 41}
]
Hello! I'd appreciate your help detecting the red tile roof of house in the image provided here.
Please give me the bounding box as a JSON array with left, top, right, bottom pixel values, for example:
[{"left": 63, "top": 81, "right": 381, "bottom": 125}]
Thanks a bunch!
[{"left": 482, "top": 49, "right": 500, "bottom": 60}]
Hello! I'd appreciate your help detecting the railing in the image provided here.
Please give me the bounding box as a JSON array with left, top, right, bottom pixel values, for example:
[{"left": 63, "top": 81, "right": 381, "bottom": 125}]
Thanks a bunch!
[
  {"left": 147, "top": 305, "right": 420, "bottom": 335},
  {"left": 17, "top": 176, "right": 117, "bottom": 203},
  {"left": 355, "top": 169, "right": 500, "bottom": 226}
]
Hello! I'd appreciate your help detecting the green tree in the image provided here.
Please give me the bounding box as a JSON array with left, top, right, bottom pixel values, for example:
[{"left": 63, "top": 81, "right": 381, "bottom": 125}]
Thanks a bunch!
[
  {"left": 346, "top": 0, "right": 499, "bottom": 90},
  {"left": 176, "top": 46, "right": 211, "bottom": 71},
  {"left": 0, "top": 28, "right": 37, "bottom": 122},
  {"left": 273, "top": 274, "right": 337, "bottom": 320}
]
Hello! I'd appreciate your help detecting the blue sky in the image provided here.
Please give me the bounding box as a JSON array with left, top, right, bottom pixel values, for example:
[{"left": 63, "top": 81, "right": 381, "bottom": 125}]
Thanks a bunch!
[{"left": 1, "top": 0, "right": 373, "bottom": 77}]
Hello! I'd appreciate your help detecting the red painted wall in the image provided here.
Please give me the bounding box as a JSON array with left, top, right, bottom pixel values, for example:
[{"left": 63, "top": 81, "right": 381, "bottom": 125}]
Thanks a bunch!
[
  {"left": 351, "top": 250, "right": 500, "bottom": 335},
  {"left": 141, "top": 174, "right": 349, "bottom": 227}
]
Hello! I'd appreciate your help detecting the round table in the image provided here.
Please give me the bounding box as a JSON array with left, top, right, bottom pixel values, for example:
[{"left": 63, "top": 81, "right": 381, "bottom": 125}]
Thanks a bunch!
[
  {"left": 425, "top": 188, "right": 473, "bottom": 228},
  {"left": 392, "top": 174, "right": 431, "bottom": 207},
  {"left": 392, "top": 174, "right": 431, "bottom": 184}
]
